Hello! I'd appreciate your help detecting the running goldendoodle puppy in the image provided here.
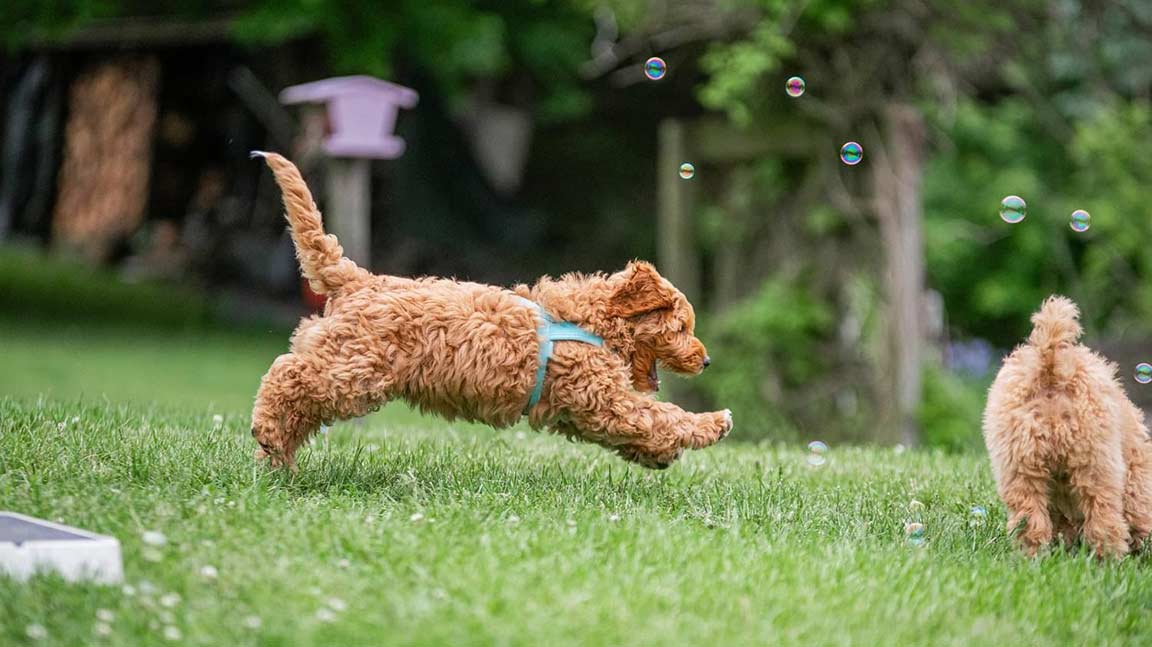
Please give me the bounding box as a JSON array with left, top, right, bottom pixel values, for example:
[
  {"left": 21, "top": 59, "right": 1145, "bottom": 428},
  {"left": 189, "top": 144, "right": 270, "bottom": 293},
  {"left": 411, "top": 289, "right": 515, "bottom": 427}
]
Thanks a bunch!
[
  {"left": 983, "top": 295, "right": 1152, "bottom": 557},
  {"left": 249, "top": 152, "right": 732, "bottom": 471}
]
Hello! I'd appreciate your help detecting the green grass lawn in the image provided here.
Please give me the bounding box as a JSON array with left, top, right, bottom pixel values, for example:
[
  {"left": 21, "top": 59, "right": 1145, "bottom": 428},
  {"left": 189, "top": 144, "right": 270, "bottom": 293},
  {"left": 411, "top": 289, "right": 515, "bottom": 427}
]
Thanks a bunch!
[
  {"left": 4, "top": 399, "right": 1152, "bottom": 646},
  {"left": 2, "top": 253, "right": 1152, "bottom": 645}
]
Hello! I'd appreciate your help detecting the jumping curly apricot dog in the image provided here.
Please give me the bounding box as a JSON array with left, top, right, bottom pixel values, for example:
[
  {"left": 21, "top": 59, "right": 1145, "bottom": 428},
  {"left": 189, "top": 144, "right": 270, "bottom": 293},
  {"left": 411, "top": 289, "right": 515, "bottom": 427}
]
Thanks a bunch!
[
  {"left": 983, "top": 295, "right": 1152, "bottom": 557},
  {"left": 249, "top": 152, "right": 732, "bottom": 471}
]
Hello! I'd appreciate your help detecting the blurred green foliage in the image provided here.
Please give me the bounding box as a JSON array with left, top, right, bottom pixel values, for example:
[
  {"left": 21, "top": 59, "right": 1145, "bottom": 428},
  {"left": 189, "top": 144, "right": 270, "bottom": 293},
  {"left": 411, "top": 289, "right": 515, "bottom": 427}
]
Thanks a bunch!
[
  {"left": 918, "top": 363, "right": 987, "bottom": 454},
  {"left": 0, "top": 0, "right": 595, "bottom": 119},
  {"left": 697, "top": 277, "right": 836, "bottom": 440}
]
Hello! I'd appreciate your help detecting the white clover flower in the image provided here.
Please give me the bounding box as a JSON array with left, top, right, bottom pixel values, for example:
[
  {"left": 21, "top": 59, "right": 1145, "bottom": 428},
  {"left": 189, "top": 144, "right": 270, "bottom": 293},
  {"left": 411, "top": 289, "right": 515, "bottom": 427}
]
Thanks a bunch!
[
  {"left": 141, "top": 530, "right": 167, "bottom": 546},
  {"left": 243, "top": 616, "right": 263, "bottom": 630},
  {"left": 159, "top": 593, "right": 182, "bottom": 608},
  {"left": 25, "top": 624, "right": 47, "bottom": 640},
  {"left": 199, "top": 565, "right": 218, "bottom": 579},
  {"left": 96, "top": 609, "right": 115, "bottom": 622},
  {"left": 163, "top": 625, "right": 182, "bottom": 641}
]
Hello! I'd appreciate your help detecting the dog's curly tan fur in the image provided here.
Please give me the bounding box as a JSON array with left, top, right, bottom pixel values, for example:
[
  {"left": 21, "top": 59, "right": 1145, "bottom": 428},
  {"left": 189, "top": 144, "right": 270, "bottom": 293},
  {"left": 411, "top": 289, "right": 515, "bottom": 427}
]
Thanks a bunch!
[
  {"left": 249, "top": 152, "right": 731, "bottom": 470},
  {"left": 983, "top": 295, "right": 1152, "bottom": 557}
]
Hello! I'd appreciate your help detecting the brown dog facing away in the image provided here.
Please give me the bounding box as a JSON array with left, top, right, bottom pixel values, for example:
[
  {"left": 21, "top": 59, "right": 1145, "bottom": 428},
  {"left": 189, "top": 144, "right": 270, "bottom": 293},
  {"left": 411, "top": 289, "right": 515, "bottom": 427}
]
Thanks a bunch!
[
  {"left": 983, "top": 296, "right": 1152, "bottom": 557},
  {"left": 249, "top": 152, "right": 732, "bottom": 471}
]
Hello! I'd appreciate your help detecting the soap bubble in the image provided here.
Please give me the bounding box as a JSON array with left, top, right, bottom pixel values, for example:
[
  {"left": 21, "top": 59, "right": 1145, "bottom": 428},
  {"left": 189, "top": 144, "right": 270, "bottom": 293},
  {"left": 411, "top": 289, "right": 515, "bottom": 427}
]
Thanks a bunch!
[
  {"left": 785, "top": 76, "right": 805, "bottom": 97},
  {"left": 644, "top": 57, "right": 667, "bottom": 81},
  {"left": 1135, "top": 363, "right": 1152, "bottom": 384},
  {"left": 1070, "top": 209, "right": 1090, "bottom": 232},
  {"left": 679, "top": 162, "right": 695, "bottom": 180},
  {"left": 969, "top": 505, "right": 988, "bottom": 527},
  {"left": 999, "top": 195, "right": 1026, "bottom": 224},
  {"left": 806, "top": 440, "right": 828, "bottom": 467},
  {"left": 904, "top": 521, "right": 926, "bottom": 546},
  {"left": 839, "top": 141, "right": 863, "bottom": 166},
  {"left": 908, "top": 500, "right": 924, "bottom": 514}
]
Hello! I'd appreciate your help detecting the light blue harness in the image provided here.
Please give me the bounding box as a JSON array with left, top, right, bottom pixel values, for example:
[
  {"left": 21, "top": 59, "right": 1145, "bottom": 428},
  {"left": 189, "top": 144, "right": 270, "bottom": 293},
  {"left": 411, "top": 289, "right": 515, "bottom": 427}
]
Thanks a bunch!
[{"left": 517, "top": 297, "right": 603, "bottom": 412}]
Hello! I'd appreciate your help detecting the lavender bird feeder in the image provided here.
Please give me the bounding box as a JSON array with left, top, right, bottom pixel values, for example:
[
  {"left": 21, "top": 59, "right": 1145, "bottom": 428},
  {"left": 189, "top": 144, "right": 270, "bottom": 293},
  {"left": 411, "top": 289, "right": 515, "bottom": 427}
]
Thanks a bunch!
[{"left": 279, "top": 75, "right": 419, "bottom": 267}]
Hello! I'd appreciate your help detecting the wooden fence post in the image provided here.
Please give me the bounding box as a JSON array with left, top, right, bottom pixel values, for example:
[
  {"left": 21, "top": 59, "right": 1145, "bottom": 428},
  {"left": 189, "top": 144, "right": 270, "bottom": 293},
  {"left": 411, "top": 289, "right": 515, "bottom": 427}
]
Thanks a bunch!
[{"left": 657, "top": 118, "right": 699, "bottom": 303}]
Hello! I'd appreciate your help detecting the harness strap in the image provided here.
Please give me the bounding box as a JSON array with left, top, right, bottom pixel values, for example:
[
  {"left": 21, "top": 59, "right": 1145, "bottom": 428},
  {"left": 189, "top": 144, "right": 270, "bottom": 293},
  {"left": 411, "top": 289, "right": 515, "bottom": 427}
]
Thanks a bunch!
[{"left": 517, "top": 297, "right": 603, "bottom": 413}]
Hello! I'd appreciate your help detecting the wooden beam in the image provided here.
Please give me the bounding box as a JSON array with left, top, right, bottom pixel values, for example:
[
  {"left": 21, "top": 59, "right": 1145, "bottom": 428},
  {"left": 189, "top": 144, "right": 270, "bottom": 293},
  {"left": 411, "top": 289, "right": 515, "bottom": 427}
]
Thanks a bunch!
[
  {"left": 23, "top": 16, "right": 269, "bottom": 50},
  {"left": 684, "top": 115, "right": 817, "bottom": 163}
]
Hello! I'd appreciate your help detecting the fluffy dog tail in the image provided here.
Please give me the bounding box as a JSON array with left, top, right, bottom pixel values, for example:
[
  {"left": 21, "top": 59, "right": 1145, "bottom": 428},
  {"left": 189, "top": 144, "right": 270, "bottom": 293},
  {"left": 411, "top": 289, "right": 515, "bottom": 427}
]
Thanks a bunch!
[
  {"left": 251, "top": 151, "right": 368, "bottom": 294},
  {"left": 1028, "top": 295, "right": 1083, "bottom": 382}
]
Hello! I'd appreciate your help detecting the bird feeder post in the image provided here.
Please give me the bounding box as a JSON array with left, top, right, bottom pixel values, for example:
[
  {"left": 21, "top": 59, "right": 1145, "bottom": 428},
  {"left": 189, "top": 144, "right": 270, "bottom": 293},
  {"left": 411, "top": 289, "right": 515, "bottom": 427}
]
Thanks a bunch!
[{"left": 279, "top": 75, "right": 419, "bottom": 269}]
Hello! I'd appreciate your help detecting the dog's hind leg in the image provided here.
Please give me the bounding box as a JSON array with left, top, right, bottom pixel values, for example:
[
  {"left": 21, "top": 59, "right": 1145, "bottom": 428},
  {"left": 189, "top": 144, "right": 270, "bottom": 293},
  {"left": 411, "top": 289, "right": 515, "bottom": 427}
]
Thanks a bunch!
[
  {"left": 992, "top": 424, "right": 1055, "bottom": 557},
  {"left": 1124, "top": 457, "right": 1152, "bottom": 552},
  {"left": 251, "top": 353, "right": 323, "bottom": 470},
  {"left": 1067, "top": 450, "right": 1130, "bottom": 559}
]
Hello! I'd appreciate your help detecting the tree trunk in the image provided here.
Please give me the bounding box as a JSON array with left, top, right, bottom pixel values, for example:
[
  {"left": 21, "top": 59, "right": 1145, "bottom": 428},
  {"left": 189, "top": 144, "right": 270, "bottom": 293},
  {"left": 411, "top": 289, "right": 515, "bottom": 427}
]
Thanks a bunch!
[{"left": 872, "top": 104, "right": 927, "bottom": 447}]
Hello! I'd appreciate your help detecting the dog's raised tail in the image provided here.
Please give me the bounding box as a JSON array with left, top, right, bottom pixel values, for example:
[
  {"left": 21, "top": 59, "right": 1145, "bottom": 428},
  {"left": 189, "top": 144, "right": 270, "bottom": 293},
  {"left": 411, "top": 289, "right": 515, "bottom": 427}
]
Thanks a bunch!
[
  {"left": 1028, "top": 295, "right": 1083, "bottom": 380},
  {"left": 251, "top": 151, "right": 367, "bottom": 294}
]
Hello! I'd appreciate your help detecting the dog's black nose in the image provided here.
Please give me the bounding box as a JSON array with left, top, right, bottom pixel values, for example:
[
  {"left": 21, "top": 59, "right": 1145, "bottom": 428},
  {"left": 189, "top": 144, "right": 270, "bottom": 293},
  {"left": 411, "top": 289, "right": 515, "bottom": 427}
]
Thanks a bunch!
[{"left": 702, "top": 356, "right": 711, "bottom": 368}]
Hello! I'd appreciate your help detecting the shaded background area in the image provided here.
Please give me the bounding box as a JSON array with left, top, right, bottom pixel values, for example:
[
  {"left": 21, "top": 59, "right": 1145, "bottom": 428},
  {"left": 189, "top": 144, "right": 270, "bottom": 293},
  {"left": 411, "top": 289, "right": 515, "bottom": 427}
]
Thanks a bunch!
[{"left": 1, "top": 0, "right": 1151, "bottom": 449}]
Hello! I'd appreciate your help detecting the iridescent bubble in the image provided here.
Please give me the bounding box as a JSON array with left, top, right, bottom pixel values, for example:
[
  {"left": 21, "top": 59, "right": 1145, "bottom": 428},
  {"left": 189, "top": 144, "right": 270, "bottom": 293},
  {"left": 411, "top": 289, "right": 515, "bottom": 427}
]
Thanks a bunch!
[
  {"left": 785, "top": 76, "right": 805, "bottom": 98},
  {"left": 1070, "top": 209, "right": 1091, "bottom": 233},
  {"left": 679, "top": 162, "right": 695, "bottom": 180},
  {"left": 644, "top": 57, "right": 667, "bottom": 81},
  {"left": 1135, "top": 363, "right": 1152, "bottom": 384},
  {"left": 969, "top": 505, "right": 988, "bottom": 527},
  {"left": 999, "top": 195, "right": 1026, "bottom": 224},
  {"left": 908, "top": 500, "right": 924, "bottom": 514},
  {"left": 904, "top": 521, "right": 926, "bottom": 546},
  {"left": 806, "top": 440, "right": 828, "bottom": 467},
  {"left": 840, "top": 141, "right": 863, "bottom": 166}
]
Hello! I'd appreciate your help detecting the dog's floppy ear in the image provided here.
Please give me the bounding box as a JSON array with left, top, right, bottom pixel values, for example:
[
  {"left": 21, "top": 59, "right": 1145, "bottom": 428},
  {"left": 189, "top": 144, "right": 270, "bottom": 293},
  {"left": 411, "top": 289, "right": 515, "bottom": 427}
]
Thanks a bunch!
[{"left": 609, "top": 261, "right": 675, "bottom": 318}]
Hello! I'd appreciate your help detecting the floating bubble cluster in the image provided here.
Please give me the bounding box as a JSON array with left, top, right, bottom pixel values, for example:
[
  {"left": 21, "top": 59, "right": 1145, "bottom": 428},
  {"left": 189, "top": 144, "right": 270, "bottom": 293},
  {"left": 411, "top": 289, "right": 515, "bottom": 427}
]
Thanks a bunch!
[
  {"left": 1070, "top": 209, "right": 1091, "bottom": 233},
  {"left": 679, "top": 162, "right": 695, "bottom": 180},
  {"left": 840, "top": 141, "right": 863, "bottom": 166},
  {"left": 785, "top": 76, "right": 805, "bottom": 97},
  {"left": 1135, "top": 363, "right": 1152, "bottom": 384},
  {"left": 644, "top": 57, "right": 667, "bottom": 81},
  {"left": 806, "top": 440, "right": 828, "bottom": 467},
  {"left": 999, "top": 195, "right": 1026, "bottom": 224}
]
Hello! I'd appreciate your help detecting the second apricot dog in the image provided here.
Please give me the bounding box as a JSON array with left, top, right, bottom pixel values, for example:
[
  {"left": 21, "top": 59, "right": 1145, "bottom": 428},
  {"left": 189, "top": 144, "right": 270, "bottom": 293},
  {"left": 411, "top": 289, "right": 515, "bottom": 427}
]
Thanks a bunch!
[
  {"left": 249, "top": 152, "right": 732, "bottom": 471},
  {"left": 983, "top": 296, "right": 1152, "bottom": 557}
]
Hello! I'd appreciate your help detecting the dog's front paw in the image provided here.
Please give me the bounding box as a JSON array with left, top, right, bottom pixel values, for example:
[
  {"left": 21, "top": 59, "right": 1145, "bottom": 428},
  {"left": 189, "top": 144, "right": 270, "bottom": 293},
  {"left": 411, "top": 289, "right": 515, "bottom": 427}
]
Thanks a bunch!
[{"left": 682, "top": 410, "right": 733, "bottom": 449}]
